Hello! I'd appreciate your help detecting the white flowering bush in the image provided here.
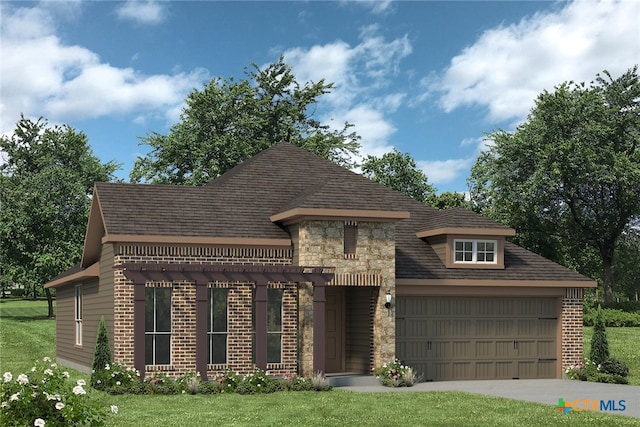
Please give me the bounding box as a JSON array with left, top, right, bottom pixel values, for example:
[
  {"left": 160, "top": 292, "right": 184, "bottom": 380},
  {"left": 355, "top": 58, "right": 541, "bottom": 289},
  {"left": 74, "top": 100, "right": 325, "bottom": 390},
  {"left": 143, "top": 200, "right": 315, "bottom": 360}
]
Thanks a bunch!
[
  {"left": 1, "top": 357, "right": 117, "bottom": 426},
  {"left": 91, "top": 362, "right": 140, "bottom": 392},
  {"left": 373, "top": 359, "right": 421, "bottom": 387}
]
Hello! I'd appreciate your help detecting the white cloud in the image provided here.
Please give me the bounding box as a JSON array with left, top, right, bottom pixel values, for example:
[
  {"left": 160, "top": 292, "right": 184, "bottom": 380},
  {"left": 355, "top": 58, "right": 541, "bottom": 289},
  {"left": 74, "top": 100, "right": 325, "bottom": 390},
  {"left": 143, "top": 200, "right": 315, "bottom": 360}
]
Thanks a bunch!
[
  {"left": 0, "top": 3, "right": 208, "bottom": 133},
  {"left": 115, "top": 1, "right": 166, "bottom": 25},
  {"left": 283, "top": 26, "right": 411, "bottom": 160},
  {"left": 430, "top": 0, "right": 639, "bottom": 123},
  {"left": 418, "top": 158, "right": 474, "bottom": 186}
]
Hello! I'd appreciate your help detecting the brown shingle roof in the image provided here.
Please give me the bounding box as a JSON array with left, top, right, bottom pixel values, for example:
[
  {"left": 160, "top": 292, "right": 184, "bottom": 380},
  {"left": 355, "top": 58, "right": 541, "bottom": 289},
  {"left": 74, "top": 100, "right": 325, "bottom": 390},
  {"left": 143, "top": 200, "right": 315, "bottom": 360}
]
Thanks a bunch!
[{"left": 93, "top": 142, "right": 592, "bottom": 283}]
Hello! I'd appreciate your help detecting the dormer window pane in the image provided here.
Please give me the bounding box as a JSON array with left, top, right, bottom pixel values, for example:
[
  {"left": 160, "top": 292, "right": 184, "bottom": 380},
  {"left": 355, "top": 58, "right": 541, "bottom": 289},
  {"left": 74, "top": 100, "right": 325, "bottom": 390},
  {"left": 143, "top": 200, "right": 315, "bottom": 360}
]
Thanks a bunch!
[{"left": 454, "top": 240, "right": 497, "bottom": 264}]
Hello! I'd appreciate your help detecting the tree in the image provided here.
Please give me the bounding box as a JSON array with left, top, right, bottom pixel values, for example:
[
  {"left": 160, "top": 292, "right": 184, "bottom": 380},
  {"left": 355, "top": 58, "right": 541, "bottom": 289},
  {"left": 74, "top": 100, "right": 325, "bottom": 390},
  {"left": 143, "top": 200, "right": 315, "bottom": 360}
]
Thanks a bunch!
[
  {"left": 468, "top": 67, "right": 640, "bottom": 302},
  {"left": 91, "top": 317, "right": 113, "bottom": 390},
  {"left": 131, "top": 57, "right": 361, "bottom": 185},
  {"left": 0, "top": 116, "right": 119, "bottom": 317},
  {"left": 590, "top": 306, "right": 610, "bottom": 365},
  {"left": 613, "top": 222, "right": 640, "bottom": 300},
  {"left": 430, "top": 191, "right": 470, "bottom": 210},
  {"left": 361, "top": 148, "right": 436, "bottom": 204}
]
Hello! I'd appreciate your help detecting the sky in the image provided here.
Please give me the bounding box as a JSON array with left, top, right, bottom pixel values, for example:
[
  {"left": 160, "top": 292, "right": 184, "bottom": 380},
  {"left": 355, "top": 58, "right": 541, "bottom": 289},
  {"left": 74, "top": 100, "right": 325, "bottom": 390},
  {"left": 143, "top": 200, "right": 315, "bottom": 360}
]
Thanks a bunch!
[{"left": 1, "top": 0, "right": 638, "bottom": 194}]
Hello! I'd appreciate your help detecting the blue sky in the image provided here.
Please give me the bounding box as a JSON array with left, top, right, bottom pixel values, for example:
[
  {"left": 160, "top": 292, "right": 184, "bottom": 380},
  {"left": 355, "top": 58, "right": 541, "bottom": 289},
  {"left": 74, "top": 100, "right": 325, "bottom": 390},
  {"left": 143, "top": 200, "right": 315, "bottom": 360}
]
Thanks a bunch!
[{"left": 1, "top": 1, "right": 638, "bottom": 193}]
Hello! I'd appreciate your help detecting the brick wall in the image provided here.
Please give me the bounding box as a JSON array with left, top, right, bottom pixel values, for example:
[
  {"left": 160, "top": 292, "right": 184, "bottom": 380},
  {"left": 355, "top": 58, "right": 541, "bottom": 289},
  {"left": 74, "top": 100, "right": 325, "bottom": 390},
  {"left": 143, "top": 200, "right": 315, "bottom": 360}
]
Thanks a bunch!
[
  {"left": 561, "top": 287, "right": 584, "bottom": 371},
  {"left": 112, "top": 244, "right": 295, "bottom": 378}
]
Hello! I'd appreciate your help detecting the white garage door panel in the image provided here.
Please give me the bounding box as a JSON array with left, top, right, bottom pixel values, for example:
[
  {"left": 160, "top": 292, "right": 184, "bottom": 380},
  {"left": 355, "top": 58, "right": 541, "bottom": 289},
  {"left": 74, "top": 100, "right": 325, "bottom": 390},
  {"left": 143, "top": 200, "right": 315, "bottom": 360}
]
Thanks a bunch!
[{"left": 396, "top": 296, "right": 559, "bottom": 381}]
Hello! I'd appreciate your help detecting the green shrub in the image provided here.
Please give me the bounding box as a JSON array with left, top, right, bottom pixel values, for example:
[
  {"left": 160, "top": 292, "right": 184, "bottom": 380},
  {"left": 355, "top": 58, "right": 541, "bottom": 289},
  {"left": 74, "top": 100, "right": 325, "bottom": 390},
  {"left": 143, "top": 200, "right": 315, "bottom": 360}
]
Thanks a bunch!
[
  {"left": 600, "top": 300, "right": 640, "bottom": 313},
  {"left": 583, "top": 306, "right": 640, "bottom": 326},
  {"left": 197, "top": 381, "right": 219, "bottom": 394},
  {"left": 600, "top": 358, "right": 629, "bottom": 377},
  {"left": 589, "top": 372, "right": 629, "bottom": 384},
  {"left": 590, "top": 306, "right": 610, "bottom": 365},
  {"left": 210, "top": 370, "right": 241, "bottom": 393},
  {"left": 237, "top": 368, "right": 271, "bottom": 394},
  {"left": 91, "top": 317, "right": 113, "bottom": 390},
  {"left": 145, "top": 372, "right": 178, "bottom": 395},
  {"left": 1, "top": 357, "right": 113, "bottom": 426},
  {"left": 175, "top": 371, "right": 201, "bottom": 394},
  {"left": 373, "top": 359, "right": 421, "bottom": 387}
]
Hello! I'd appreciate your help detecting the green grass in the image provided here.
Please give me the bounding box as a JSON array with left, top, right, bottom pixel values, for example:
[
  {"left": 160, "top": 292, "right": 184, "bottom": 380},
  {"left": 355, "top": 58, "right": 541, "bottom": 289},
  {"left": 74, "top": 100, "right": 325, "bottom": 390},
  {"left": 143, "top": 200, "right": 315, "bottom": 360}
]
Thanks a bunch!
[{"left": 2, "top": 299, "right": 638, "bottom": 427}]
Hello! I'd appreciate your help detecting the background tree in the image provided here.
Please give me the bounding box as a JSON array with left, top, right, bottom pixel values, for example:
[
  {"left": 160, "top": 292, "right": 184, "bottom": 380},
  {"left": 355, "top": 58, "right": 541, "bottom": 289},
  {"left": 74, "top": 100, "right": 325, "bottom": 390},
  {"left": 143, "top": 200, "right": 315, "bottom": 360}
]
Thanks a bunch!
[
  {"left": 468, "top": 67, "right": 640, "bottom": 302},
  {"left": 131, "top": 57, "right": 360, "bottom": 185},
  {"left": 613, "top": 222, "right": 640, "bottom": 300},
  {"left": 0, "top": 116, "right": 119, "bottom": 317},
  {"left": 361, "top": 148, "right": 436, "bottom": 205}
]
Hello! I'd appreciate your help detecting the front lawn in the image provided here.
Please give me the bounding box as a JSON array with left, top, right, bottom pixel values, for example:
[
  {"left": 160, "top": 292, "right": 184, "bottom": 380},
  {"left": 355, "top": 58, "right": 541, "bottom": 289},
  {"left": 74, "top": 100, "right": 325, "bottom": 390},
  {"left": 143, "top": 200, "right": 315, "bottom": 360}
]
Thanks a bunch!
[{"left": 1, "top": 299, "right": 638, "bottom": 426}]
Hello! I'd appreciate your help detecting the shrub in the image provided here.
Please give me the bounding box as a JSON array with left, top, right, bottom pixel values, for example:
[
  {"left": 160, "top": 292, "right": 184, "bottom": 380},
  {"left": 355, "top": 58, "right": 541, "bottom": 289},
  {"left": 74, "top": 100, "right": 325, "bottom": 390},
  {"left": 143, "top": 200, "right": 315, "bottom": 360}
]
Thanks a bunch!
[
  {"left": 600, "top": 358, "right": 629, "bottom": 377},
  {"left": 237, "top": 368, "right": 271, "bottom": 394},
  {"left": 175, "top": 371, "right": 201, "bottom": 395},
  {"left": 565, "top": 359, "right": 597, "bottom": 381},
  {"left": 210, "top": 370, "right": 241, "bottom": 393},
  {"left": 589, "top": 306, "right": 610, "bottom": 365},
  {"left": 91, "top": 317, "right": 113, "bottom": 390},
  {"left": 197, "top": 381, "right": 219, "bottom": 394},
  {"left": 145, "top": 372, "right": 178, "bottom": 395},
  {"left": 374, "top": 359, "right": 420, "bottom": 387},
  {"left": 1, "top": 357, "right": 115, "bottom": 427},
  {"left": 589, "top": 373, "right": 629, "bottom": 384},
  {"left": 582, "top": 306, "right": 640, "bottom": 326},
  {"left": 310, "top": 371, "right": 332, "bottom": 391}
]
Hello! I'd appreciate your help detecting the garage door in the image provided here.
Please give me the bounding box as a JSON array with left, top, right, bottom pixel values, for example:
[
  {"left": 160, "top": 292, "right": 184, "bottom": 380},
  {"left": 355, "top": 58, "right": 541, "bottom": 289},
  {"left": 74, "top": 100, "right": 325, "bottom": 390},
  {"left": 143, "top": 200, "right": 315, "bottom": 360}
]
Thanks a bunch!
[{"left": 396, "top": 297, "right": 558, "bottom": 381}]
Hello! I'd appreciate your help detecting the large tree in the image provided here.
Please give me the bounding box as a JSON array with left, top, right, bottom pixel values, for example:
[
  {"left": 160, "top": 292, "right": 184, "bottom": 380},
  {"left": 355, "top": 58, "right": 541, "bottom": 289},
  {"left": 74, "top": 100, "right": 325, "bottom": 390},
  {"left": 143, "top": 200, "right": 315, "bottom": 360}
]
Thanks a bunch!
[
  {"left": 469, "top": 67, "right": 640, "bottom": 302},
  {"left": 131, "top": 57, "right": 360, "bottom": 185},
  {"left": 361, "top": 148, "right": 436, "bottom": 204},
  {"left": 0, "top": 116, "right": 119, "bottom": 316},
  {"left": 362, "top": 148, "right": 469, "bottom": 209}
]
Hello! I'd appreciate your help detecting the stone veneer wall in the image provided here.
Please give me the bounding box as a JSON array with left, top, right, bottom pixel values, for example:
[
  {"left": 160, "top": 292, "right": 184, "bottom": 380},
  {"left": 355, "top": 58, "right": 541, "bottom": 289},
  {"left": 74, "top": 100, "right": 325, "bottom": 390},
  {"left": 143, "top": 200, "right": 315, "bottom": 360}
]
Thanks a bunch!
[
  {"left": 112, "top": 244, "right": 293, "bottom": 378},
  {"left": 293, "top": 220, "right": 396, "bottom": 376},
  {"left": 561, "top": 287, "right": 584, "bottom": 371}
]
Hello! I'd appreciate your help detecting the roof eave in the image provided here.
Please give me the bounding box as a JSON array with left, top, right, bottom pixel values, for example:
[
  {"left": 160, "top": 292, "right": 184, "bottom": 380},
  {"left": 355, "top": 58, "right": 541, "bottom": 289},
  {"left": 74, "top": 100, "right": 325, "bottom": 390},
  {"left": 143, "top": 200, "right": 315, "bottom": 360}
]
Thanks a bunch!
[
  {"left": 270, "top": 208, "right": 410, "bottom": 225},
  {"left": 44, "top": 262, "right": 100, "bottom": 289},
  {"left": 416, "top": 227, "right": 516, "bottom": 239}
]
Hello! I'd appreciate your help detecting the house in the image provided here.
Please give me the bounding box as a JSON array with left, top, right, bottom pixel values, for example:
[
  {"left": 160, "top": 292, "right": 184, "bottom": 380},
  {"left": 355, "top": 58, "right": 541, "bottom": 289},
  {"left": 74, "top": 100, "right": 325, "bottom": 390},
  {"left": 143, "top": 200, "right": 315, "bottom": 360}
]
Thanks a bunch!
[{"left": 45, "top": 142, "right": 595, "bottom": 382}]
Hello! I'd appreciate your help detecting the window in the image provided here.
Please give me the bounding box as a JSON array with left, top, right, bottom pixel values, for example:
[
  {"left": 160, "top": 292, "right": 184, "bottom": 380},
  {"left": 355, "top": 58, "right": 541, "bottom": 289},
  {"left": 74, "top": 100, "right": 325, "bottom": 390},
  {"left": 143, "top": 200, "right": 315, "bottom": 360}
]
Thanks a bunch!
[
  {"left": 344, "top": 221, "right": 357, "bottom": 258},
  {"left": 454, "top": 240, "right": 497, "bottom": 264},
  {"left": 145, "top": 287, "right": 171, "bottom": 365},
  {"left": 75, "top": 285, "right": 82, "bottom": 346},
  {"left": 267, "top": 288, "right": 283, "bottom": 364},
  {"left": 252, "top": 287, "right": 284, "bottom": 364},
  {"left": 207, "top": 288, "right": 228, "bottom": 365}
]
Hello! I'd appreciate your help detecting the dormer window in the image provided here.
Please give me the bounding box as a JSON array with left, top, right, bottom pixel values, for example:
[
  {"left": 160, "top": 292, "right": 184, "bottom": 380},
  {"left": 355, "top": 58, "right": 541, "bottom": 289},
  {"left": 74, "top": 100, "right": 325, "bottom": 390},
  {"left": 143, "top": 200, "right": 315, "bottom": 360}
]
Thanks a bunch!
[{"left": 454, "top": 239, "right": 497, "bottom": 264}]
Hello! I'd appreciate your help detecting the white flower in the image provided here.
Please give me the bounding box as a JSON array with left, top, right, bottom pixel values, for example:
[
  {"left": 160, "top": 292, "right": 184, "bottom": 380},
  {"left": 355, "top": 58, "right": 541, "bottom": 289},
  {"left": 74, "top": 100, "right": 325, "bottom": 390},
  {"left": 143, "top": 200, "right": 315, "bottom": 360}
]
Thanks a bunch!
[
  {"left": 9, "top": 393, "right": 19, "bottom": 402},
  {"left": 76, "top": 379, "right": 86, "bottom": 386},
  {"left": 62, "top": 372, "right": 69, "bottom": 378},
  {"left": 116, "top": 381, "right": 121, "bottom": 386},
  {"left": 110, "top": 405, "right": 119, "bottom": 414},
  {"left": 44, "top": 369, "right": 53, "bottom": 376},
  {"left": 3, "top": 372, "right": 12, "bottom": 382},
  {"left": 43, "top": 357, "right": 51, "bottom": 362},
  {"left": 50, "top": 363, "right": 57, "bottom": 368},
  {"left": 17, "top": 374, "right": 28, "bottom": 385},
  {"left": 31, "top": 367, "right": 36, "bottom": 372},
  {"left": 55, "top": 402, "right": 65, "bottom": 410},
  {"left": 34, "top": 418, "right": 45, "bottom": 427},
  {"left": 105, "top": 364, "right": 110, "bottom": 370},
  {"left": 1, "top": 402, "right": 8, "bottom": 408},
  {"left": 72, "top": 386, "right": 86, "bottom": 395}
]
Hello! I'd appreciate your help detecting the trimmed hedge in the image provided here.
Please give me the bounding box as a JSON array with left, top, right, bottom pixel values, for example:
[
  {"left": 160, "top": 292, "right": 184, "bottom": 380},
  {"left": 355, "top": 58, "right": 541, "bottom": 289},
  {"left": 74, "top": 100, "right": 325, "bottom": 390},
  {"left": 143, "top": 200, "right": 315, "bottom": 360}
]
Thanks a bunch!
[{"left": 583, "top": 306, "right": 640, "bottom": 327}]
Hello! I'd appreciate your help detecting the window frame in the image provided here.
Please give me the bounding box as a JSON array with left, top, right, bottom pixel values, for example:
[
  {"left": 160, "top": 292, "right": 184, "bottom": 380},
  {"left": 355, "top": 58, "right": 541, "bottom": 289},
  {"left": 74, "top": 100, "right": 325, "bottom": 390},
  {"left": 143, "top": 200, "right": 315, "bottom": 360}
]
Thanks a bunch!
[
  {"left": 344, "top": 221, "right": 358, "bottom": 259},
  {"left": 266, "top": 288, "right": 283, "bottom": 364},
  {"left": 74, "top": 285, "right": 82, "bottom": 346},
  {"left": 453, "top": 239, "right": 497, "bottom": 264},
  {"left": 145, "top": 286, "right": 172, "bottom": 366},
  {"left": 207, "top": 287, "right": 228, "bottom": 365}
]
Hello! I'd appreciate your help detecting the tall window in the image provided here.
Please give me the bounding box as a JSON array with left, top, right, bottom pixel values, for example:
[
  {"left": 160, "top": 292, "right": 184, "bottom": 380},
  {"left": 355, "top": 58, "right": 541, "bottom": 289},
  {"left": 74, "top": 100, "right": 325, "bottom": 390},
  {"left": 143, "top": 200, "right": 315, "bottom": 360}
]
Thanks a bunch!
[
  {"left": 267, "top": 288, "right": 283, "bottom": 364},
  {"left": 145, "top": 287, "right": 171, "bottom": 365},
  {"left": 252, "top": 288, "right": 284, "bottom": 364},
  {"left": 344, "top": 221, "right": 358, "bottom": 259},
  {"left": 75, "top": 285, "right": 82, "bottom": 346},
  {"left": 207, "top": 288, "right": 228, "bottom": 365},
  {"left": 454, "top": 240, "right": 497, "bottom": 264}
]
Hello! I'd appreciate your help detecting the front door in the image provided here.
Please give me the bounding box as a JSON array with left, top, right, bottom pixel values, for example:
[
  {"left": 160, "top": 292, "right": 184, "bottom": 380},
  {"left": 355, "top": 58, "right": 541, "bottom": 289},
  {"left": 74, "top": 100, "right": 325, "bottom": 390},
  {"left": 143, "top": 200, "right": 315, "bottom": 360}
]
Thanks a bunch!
[{"left": 325, "top": 287, "right": 345, "bottom": 373}]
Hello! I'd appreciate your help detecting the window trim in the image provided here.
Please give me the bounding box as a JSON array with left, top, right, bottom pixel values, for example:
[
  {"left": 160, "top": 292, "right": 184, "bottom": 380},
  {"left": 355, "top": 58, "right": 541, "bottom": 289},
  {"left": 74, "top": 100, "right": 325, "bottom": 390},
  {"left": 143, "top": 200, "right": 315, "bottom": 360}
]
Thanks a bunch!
[
  {"left": 207, "top": 287, "right": 228, "bottom": 365},
  {"left": 74, "top": 285, "right": 82, "bottom": 346},
  {"left": 145, "top": 286, "right": 172, "bottom": 366},
  {"left": 453, "top": 239, "right": 498, "bottom": 264}
]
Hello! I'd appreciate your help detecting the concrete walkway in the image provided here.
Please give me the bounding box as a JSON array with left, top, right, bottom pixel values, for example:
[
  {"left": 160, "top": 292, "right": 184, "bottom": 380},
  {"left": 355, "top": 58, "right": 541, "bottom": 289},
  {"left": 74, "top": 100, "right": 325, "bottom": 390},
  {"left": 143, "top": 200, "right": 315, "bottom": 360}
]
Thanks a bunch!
[{"left": 339, "top": 379, "right": 640, "bottom": 418}]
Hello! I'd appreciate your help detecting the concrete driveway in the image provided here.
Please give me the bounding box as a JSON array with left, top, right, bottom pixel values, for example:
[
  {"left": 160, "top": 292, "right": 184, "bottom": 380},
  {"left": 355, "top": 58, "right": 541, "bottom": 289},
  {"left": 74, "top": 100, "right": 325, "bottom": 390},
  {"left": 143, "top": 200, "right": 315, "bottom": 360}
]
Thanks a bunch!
[{"left": 339, "top": 379, "right": 640, "bottom": 418}]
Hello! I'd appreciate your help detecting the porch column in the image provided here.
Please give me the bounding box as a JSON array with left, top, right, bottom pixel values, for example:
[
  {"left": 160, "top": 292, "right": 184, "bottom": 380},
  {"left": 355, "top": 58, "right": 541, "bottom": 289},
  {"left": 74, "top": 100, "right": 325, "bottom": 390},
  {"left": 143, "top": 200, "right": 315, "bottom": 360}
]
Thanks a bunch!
[
  {"left": 133, "top": 282, "right": 146, "bottom": 380},
  {"left": 195, "top": 283, "right": 208, "bottom": 381},
  {"left": 312, "top": 281, "right": 326, "bottom": 374},
  {"left": 254, "top": 279, "right": 268, "bottom": 370}
]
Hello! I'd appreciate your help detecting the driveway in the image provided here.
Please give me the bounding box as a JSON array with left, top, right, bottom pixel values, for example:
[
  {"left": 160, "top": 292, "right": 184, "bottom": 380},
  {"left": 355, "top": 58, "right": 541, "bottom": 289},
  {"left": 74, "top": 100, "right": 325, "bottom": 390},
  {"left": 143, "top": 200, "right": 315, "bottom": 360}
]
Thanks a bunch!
[{"left": 339, "top": 379, "right": 640, "bottom": 418}]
